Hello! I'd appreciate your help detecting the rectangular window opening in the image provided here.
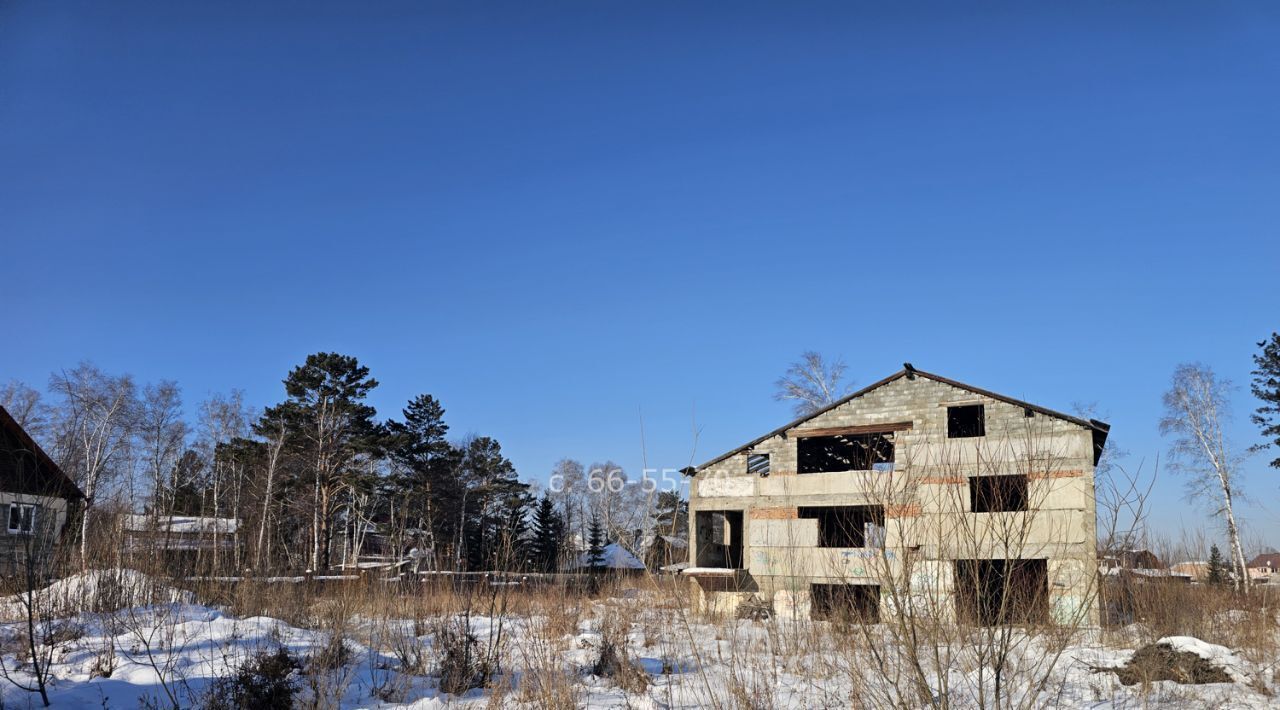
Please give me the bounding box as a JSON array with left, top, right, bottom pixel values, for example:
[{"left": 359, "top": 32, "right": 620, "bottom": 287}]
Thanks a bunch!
[
  {"left": 798, "top": 433, "right": 895, "bottom": 474},
  {"left": 746, "top": 453, "right": 770, "bottom": 476},
  {"left": 948, "top": 404, "right": 986, "bottom": 438},
  {"left": 970, "top": 474, "right": 1029, "bottom": 513},
  {"left": 954, "top": 559, "right": 1048, "bottom": 626},
  {"left": 694, "top": 510, "right": 744, "bottom": 569},
  {"left": 7, "top": 504, "right": 36, "bottom": 535},
  {"left": 799, "top": 505, "right": 885, "bottom": 548},
  {"left": 810, "top": 583, "right": 880, "bottom": 623}
]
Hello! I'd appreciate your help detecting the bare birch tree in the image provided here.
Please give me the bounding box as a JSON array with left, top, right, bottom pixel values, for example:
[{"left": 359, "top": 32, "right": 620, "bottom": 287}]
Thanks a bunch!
[
  {"left": 198, "top": 390, "right": 251, "bottom": 570},
  {"left": 549, "top": 458, "right": 587, "bottom": 540},
  {"left": 586, "top": 460, "right": 648, "bottom": 550},
  {"left": 773, "top": 351, "right": 854, "bottom": 417},
  {"left": 253, "top": 409, "right": 289, "bottom": 571},
  {"left": 138, "top": 381, "right": 188, "bottom": 515},
  {"left": 0, "top": 380, "right": 48, "bottom": 438},
  {"left": 1160, "top": 363, "right": 1251, "bottom": 591},
  {"left": 48, "top": 364, "right": 138, "bottom": 570}
]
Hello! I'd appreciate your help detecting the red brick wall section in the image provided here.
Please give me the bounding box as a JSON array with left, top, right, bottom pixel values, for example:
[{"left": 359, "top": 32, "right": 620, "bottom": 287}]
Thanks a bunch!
[
  {"left": 750, "top": 507, "right": 798, "bottom": 520},
  {"left": 886, "top": 504, "right": 922, "bottom": 518}
]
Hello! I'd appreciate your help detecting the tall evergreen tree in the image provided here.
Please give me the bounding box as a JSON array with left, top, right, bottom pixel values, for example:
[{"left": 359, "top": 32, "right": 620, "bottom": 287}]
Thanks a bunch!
[
  {"left": 1251, "top": 332, "right": 1280, "bottom": 470},
  {"left": 260, "top": 353, "right": 382, "bottom": 571},
  {"left": 457, "top": 436, "right": 526, "bottom": 571},
  {"left": 531, "top": 495, "right": 565, "bottom": 572},
  {"left": 586, "top": 512, "right": 608, "bottom": 572},
  {"left": 493, "top": 489, "right": 532, "bottom": 571},
  {"left": 386, "top": 394, "right": 462, "bottom": 566},
  {"left": 1207, "top": 544, "right": 1228, "bottom": 585}
]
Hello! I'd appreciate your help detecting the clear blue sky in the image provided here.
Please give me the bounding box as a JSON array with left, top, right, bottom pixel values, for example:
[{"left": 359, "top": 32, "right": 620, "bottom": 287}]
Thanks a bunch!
[{"left": 3, "top": 2, "right": 1278, "bottom": 548}]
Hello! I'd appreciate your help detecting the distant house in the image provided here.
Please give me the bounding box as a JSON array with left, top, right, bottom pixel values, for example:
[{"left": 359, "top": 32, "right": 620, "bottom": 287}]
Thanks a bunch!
[
  {"left": 1105, "top": 549, "right": 1162, "bottom": 570},
  {"left": 0, "top": 405, "right": 84, "bottom": 574},
  {"left": 1246, "top": 553, "right": 1280, "bottom": 583},
  {"left": 121, "top": 514, "right": 240, "bottom": 574},
  {"left": 575, "top": 542, "right": 646, "bottom": 572},
  {"left": 1100, "top": 549, "right": 1178, "bottom": 584},
  {"left": 642, "top": 533, "right": 688, "bottom": 571},
  {"left": 1169, "top": 561, "right": 1209, "bottom": 583}
]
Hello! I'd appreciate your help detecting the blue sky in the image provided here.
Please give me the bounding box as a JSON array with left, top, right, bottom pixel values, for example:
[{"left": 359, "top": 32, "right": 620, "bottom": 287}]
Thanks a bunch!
[{"left": 3, "top": 2, "right": 1278, "bottom": 547}]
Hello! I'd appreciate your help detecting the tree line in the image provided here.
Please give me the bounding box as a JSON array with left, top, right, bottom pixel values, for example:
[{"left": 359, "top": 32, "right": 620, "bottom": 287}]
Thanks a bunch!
[{"left": 0, "top": 352, "right": 688, "bottom": 575}]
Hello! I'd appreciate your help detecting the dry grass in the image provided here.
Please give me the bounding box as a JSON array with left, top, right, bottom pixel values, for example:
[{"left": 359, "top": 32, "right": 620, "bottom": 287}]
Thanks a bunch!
[
  {"left": 8, "top": 539, "right": 1280, "bottom": 709},
  {"left": 1102, "top": 578, "right": 1280, "bottom": 662}
]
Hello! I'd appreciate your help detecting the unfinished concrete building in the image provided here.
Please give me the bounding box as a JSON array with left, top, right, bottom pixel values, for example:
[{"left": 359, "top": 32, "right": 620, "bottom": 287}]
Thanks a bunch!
[{"left": 683, "top": 365, "right": 1109, "bottom": 626}]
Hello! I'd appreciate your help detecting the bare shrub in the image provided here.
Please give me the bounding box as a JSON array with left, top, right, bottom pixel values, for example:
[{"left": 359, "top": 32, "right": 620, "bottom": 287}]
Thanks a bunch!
[
  {"left": 433, "top": 614, "right": 495, "bottom": 695},
  {"left": 203, "top": 646, "right": 300, "bottom": 710},
  {"left": 591, "top": 609, "right": 649, "bottom": 694}
]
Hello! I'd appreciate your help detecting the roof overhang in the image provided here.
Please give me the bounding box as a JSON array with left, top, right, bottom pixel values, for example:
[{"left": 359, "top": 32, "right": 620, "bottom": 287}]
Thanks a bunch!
[
  {"left": 690, "top": 366, "right": 1111, "bottom": 473},
  {"left": 0, "top": 405, "right": 85, "bottom": 500}
]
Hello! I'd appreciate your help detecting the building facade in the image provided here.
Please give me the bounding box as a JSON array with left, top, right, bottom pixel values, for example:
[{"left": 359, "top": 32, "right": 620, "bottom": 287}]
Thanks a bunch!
[
  {"left": 684, "top": 366, "right": 1108, "bottom": 626},
  {"left": 0, "top": 406, "right": 84, "bottom": 576}
]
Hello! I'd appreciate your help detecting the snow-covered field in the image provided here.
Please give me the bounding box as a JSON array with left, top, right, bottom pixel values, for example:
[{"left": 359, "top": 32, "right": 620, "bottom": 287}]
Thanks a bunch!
[{"left": 0, "top": 572, "right": 1274, "bottom": 708}]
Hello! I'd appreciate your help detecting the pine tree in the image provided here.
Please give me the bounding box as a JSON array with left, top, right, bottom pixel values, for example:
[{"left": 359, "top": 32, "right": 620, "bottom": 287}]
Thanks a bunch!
[
  {"left": 386, "top": 394, "right": 463, "bottom": 566},
  {"left": 654, "top": 491, "right": 688, "bottom": 536},
  {"left": 1207, "top": 544, "right": 1228, "bottom": 585},
  {"left": 492, "top": 488, "right": 532, "bottom": 571},
  {"left": 457, "top": 436, "right": 527, "bottom": 571},
  {"left": 586, "top": 512, "right": 608, "bottom": 572},
  {"left": 259, "top": 352, "right": 382, "bottom": 572},
  {"left": 1252, "top": 332, "right": 1280, "bottom": 470},
  {"left": 531, "top": 495, "right": 565, "bottom": 572}
]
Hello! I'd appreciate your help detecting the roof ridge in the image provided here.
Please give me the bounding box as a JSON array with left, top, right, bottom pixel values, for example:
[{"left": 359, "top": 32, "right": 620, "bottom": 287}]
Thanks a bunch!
[
  {"left": 0, "top": 404, "right": 85, "bottom": 500},
  {"left": 692, "top": 366, "right": 1109, "bottom": 472}
]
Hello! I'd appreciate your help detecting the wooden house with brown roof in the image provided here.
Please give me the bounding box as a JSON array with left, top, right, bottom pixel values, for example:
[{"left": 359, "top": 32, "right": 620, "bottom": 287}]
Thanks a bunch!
[{"left": 0, "top": 405, "right": 84, "bottom": 574}]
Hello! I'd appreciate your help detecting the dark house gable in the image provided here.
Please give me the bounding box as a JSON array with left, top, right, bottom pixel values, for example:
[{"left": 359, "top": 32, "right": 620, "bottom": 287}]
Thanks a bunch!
[{"left": 0, "top": 406, "right": 83, "bottom": 501}]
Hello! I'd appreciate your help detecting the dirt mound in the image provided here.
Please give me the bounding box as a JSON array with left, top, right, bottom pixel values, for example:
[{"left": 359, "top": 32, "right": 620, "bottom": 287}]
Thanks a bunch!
[{"left": 1103, "top": 640, "right": 1236, "bottom": 685}]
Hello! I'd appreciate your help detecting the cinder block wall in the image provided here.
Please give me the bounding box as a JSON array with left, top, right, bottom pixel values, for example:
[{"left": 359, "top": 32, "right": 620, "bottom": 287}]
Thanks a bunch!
[{"left": 688, "top": 374, "right": 1099, "bottom": 625}]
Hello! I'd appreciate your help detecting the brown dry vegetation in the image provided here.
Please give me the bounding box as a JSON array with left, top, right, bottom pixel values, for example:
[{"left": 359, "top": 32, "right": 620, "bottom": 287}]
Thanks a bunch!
[{"left": 0, "top": 507, "right": 1276, "bottom": 708}]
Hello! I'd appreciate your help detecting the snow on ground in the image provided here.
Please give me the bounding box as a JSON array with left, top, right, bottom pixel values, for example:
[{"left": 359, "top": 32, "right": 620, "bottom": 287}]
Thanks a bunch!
[
  {"left": 0, "top": 572, "right": 1275, "bottom": 708},
  {"left": 0, "top": 569, "right": 193, "bottom": 619},
  {"left": 121, "top": 514, "right": 239, "bottom": 535},
  {"left": 1158, "top": 636, "right": 1253, "bottom": 684}
]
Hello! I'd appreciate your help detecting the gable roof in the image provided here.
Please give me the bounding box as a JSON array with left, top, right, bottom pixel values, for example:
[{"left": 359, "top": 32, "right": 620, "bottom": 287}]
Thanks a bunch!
[
  {"left": 694, "top": 365, "right": 1111, "bottom": 472},
  {"left": 1247, "top": 553, "right": 1280, "bottom": 569},
  {"left": 0, "top": 405, "right": 85, "bottom": 500}
]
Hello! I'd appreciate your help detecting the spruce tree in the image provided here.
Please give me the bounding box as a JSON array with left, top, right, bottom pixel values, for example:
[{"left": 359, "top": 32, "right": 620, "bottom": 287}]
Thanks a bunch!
[
  {"left": 531, "top": 495, "right": 565, "bottom": 572},
  {"left": 1252, "top": 332, "right": 1280, "bottom": 469},
  {"left": 1207, "top": 544, "right": 1227, "bottom": 585},
  {"left": 586, "top": 512, "right": 608, "bottom": 572}
]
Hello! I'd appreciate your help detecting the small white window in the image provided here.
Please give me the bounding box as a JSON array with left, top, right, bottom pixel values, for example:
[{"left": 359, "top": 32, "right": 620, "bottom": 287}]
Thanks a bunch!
[{"left": 7, "top": 504, "right": 36, "bottom": 535}]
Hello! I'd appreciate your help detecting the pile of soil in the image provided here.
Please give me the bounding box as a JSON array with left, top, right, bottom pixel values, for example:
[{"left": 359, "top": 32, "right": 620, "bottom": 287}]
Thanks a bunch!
[{"left": 1104, "top": 642, "right": 1234, "bottom": 685}]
